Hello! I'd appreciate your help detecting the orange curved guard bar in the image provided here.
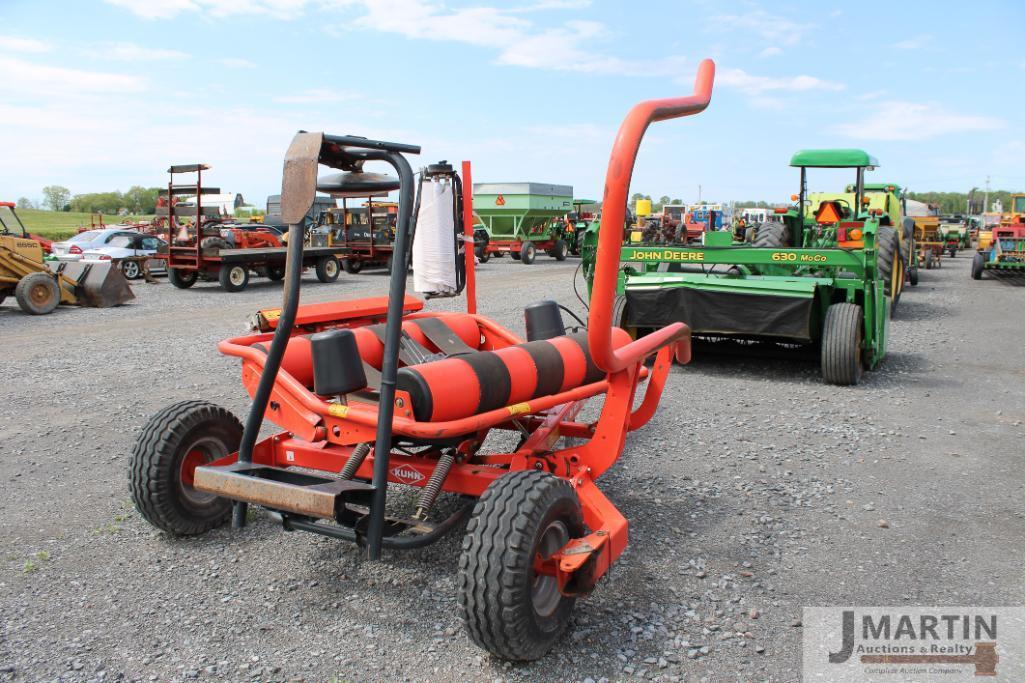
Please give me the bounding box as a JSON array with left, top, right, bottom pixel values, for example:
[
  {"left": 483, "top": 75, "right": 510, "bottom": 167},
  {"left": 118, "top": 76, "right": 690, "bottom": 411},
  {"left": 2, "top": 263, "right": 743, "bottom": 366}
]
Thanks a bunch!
[{"left": 587, "top": 59, "right": 715, "bottom": 373}]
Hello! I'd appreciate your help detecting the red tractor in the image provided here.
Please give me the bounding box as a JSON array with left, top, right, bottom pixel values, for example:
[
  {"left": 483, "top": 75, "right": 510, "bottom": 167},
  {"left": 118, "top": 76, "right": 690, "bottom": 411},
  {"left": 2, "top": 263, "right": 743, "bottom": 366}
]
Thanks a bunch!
[{"left": 129, "top": 61, "right": 716, "bottom": 660}]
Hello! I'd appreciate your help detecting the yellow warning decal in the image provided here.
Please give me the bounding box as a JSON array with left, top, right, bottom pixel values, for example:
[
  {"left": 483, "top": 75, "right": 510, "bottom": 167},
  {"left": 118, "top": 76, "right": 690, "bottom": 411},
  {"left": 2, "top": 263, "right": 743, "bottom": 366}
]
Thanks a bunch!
[
  {"left": 328, "top": 404, "right": 349, "bottom": 418},
  {"left": 507, "top": 402, "right": 531, "bottom": 416}
]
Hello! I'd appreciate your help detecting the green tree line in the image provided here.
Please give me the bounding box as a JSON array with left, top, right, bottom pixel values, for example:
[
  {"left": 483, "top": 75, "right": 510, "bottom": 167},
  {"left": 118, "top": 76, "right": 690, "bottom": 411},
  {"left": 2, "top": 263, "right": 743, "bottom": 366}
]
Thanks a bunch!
[{"left": 30, "top": 185, "right": 162, "bottom": 214}]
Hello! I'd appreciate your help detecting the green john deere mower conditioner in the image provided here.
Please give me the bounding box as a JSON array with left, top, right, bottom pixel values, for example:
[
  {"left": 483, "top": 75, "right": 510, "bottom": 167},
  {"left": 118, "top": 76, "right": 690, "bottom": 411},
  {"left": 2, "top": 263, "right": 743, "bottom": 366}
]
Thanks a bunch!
[{"left": 585, "top": 149, "right": 898, "bottom": 385}]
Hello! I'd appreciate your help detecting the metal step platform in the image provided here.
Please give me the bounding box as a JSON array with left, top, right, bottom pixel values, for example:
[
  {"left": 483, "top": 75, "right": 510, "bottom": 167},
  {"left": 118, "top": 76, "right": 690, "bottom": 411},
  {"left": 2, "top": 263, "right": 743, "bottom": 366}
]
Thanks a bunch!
[{"left": 193, "top": 462, "right": 374, "bottom": 521}]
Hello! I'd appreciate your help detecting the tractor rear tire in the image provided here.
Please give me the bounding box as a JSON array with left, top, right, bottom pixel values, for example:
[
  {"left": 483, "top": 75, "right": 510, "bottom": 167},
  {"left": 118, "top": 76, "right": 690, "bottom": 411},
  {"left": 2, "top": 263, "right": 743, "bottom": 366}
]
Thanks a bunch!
[
  {"left": 266, "top": 265, "right": 286, "bottom": 281},
  {"left": 342, "top": 258, "right": 363, "bottom": 274},
  {"left": 200, "top": 236, "right": 229, "bottom": 252},
  {"left": 552, "top": 239, "right": 568, "bottom": 261},
  {"left": 821, "top": 302, "right": 864, "bottom": 386},
  {"left": 168, "top": 268, "right": 198, "bottom": 289},
  {"left": 129, "top": 400, "right": 240, "bottom": 536},
  {"left": 458, "top": 470, "right": 585, "bottom": 661},
  {"left": 752, "top": 222, "right": 790, "bottom": 248},
  {"left": 520, "top": 241, "right": 536, "bottom": 264},
  {"left": 876, "top": 226, "right": 901, "bottom": 313},
  {"left": 15, "top": 272, "right": 60, "bottom": 315},
  {"left": 315, "top": 255, "right": 340, "bottom": 283},
  {"left": 219, "top": 264, "right": 249, "bottom": 292},
  {"left": 972, "top": 252, "right": 985, "bottom": 280}
]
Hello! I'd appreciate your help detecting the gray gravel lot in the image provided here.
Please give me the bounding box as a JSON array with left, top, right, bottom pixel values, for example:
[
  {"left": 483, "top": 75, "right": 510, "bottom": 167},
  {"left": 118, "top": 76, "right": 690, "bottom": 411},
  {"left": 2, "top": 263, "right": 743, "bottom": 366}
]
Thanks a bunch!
[{"left": 1, "top": 255, "right": 1023, "bottom": 683}]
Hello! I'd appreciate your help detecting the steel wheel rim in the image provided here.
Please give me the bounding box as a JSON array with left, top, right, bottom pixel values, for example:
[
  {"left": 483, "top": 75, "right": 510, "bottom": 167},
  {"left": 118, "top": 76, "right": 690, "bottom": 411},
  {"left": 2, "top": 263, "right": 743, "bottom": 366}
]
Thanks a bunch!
[
  {"left": 229, "top": 267, "right": 246, "bottom": 286},
  {"left": 532, "top": 520, "right": 569, "bottom": 618},
  {"left": 178, "top": 436, "right": 228, "bottom": 506},
  {"left": 326, "top": 259, "right": 338, "bottom": 277},
  {"left": 29, "top": 282, "right": 52, "bottom": 306},
  {"left": 123, "top": 261, "right": 139, "bottom": 278}
]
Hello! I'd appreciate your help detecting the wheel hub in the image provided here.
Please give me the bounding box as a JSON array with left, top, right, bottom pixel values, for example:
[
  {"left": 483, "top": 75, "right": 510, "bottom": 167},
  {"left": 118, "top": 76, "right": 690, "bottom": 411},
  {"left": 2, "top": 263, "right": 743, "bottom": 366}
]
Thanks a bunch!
[
  {"left": 531, "top": 520, "right": 569, "bottom": 618},
  {"left": 230, "top": 267, "right": 246, "bottom": 285}
]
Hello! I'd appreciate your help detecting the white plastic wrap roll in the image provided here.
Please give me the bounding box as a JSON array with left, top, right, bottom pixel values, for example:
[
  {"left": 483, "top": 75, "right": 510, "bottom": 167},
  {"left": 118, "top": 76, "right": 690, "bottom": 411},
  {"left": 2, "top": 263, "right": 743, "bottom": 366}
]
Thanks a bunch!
[{"left": 412, "top": 178, "right": 457, "bottom": 295}]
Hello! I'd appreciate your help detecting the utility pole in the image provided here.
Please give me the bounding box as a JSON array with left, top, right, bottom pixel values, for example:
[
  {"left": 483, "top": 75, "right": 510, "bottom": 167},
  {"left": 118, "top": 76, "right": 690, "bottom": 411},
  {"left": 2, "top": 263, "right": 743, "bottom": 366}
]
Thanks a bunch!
[
  {"left": 698, "top": 184, "right": 702, "bottom": 202},
  {"left": 984, "top": 175, "right": 990, "bottom": 213}
]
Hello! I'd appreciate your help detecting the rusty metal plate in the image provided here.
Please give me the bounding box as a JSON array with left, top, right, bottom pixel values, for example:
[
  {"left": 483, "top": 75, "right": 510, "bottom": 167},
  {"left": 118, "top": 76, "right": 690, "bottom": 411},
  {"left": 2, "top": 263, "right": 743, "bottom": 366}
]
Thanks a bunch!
[
  {"left": 280, "top": 131, "right": 324, "bottom": 225},
  {"left": 193, "top": 462, "right": 372, "bottom": 520}
]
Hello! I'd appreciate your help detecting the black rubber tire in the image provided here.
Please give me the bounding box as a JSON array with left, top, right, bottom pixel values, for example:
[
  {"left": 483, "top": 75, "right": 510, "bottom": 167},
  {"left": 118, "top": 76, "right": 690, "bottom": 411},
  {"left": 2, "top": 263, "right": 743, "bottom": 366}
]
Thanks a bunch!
[
  {"left": 752, "top": 222, "right": 790, "bottom": 248},
  {"left": 342, "top": 258, "right": 363, "bottom": 274},
  {"left": 476, "top": 246, "right": 490, "bottom": 263},
  {"left": 458, "top": 470, "right": 585, "bottom": 661},
  {"left": 15, "top": 272, "right": 60, "bottom": 315},
  {"left": 520, "top": 242, "right": 536, "bottom": 265},
  {"left": 265, "top": 264, "right": 286, "bottom": 281},
  {"left": 200, "top": 236, "right": 229, "bottom": 252},
  {"left": 494, "top": 251, "right": 506, "bottom": 258},
  {"left": 129, "top": 400, "right": 240, "bottom": 536},
  {"left": 552, "top": 239, "right": 568, "bottom": 261},
  {"left": 821, "top": 302, "right": 863, "bottom": 386},
  {"left": 876, "top": 226, "right": 901, "bottom": 313},
  {"left": 971, "top": 252, "right": 985, "bottom": 280},
  {"left": 909, "top": 265, "right": 919, "bottom": 286},
  {"left": 315, "top": 255, "right": 340, "bottom": 282},
  {"left": 510, "top": 250, "right": 521, "bottom": 260},
  {"left": 168, "top": 268, "right": 198, "bottom": 289},
  {"left": 924, "top": 250, "right": 934, "bottom": 270},
  {"left": 218, "top": 264, "right": 249, "bottom": 292},
  {"left": 120, "top": 260, "right": 142, "bottom": 280},
  {"left": 948, "top": 247, "right": 957, "bottom": 259}
]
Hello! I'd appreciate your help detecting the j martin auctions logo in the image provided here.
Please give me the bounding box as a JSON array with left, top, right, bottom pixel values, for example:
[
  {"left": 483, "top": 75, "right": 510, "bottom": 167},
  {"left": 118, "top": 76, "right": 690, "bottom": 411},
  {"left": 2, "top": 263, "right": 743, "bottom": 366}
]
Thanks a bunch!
[
  {"left": 829, "top": 610, "right": 998, "bottom": 675},
  {"left": 802, "top": 607, "right": 1025, "bottom": 681}
]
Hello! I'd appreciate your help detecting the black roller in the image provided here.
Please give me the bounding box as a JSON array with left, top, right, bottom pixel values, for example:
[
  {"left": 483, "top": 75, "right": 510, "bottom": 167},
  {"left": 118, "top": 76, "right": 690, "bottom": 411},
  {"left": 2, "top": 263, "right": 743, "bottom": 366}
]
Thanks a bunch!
[
  {"left": 311, "top": 329, "right": 368, "bottom": 396},
  {"left": 524, "top": 300, "right": 566, "bottom": 341}
]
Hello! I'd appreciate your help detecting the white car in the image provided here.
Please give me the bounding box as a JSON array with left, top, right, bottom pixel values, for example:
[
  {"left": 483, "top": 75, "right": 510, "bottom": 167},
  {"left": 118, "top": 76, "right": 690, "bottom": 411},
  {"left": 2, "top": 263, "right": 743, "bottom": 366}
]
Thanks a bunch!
[
  {"left": 81, "top": 233, "right": 168, "bottom": 279},
  {"left": 52, "top": 227, "right": 142, "bottom": 260}
]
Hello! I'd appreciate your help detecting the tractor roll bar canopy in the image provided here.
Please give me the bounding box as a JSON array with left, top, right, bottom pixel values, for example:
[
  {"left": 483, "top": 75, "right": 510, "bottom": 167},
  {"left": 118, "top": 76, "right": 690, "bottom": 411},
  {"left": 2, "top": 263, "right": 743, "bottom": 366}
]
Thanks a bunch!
[{"left": 587, "top": 58, "right": 716, "bottom": 374}]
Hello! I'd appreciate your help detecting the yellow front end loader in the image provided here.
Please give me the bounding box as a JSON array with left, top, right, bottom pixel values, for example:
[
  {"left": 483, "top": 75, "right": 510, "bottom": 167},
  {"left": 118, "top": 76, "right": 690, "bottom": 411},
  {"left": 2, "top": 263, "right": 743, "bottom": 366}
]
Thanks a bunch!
[{"left": 0, "top": 203, "right": 134, "bottom": 315}]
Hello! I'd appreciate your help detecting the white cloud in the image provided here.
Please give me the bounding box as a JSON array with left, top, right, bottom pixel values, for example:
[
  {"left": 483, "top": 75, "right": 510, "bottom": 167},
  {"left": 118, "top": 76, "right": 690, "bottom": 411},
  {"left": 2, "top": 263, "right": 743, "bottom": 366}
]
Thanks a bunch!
[
  {"left": 0, "top": 34, "right": 51, "bottom": 53},
  {"left": 0, "top": 56, "right": 146, "bottom": 96},
  {"left": 894, "top": 34, "right": 931, "bottom": 50},
  {"left": 104, "top": 0, "right": 310, "bottom": 19},
  {"left": 273, "top": 88, "right": 362, "bottom": 103},
  {"left": 716, "top": 67, "right": 844, "bottom": 94},
  {"left": 339, "top": 0, "right": 685, "bottom": 75},
  {"left": 758, "top": 46, "right": 782, "bottom": 58},
  {"left": 104, "top": 0, "right": 199, "bottom": 19},
  {"left": 831, "top": 102, "right": 1003, "bottom": 141},
  {"left": 857, "top": 89, "right": 887, "bottom": 101},
  {"left": 708, "top": 8, "right": 811, "bottom": 46},
  {"left": 96, "top": 42, "right": 189, "bottom": 61},
  {"left": 107, "top": 0, "right": 684, "bottom": 76},
  {"left": 219, "top": 57, "right": 255, "bottom": 68}
]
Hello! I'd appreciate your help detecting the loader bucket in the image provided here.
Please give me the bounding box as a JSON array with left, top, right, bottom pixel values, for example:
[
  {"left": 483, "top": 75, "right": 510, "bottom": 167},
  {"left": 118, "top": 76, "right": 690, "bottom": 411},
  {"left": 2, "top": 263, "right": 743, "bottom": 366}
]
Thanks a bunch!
[{"left": 58, "top": 261, "right": 135, "bottom": 307}]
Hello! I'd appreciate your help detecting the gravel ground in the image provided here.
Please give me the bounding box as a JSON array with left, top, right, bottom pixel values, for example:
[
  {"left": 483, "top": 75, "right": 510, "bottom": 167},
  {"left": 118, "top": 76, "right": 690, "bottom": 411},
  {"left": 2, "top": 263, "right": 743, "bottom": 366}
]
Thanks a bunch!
[{"left": 1, "top": 255, "right": 1023, "bottom": 683}]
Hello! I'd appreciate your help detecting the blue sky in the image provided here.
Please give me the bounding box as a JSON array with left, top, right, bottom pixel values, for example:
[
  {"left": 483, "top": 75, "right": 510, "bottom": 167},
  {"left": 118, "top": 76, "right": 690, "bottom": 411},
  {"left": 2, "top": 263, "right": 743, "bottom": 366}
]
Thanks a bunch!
[{"left": 2, "top": 0, "right": 1023, "bottom": 208}]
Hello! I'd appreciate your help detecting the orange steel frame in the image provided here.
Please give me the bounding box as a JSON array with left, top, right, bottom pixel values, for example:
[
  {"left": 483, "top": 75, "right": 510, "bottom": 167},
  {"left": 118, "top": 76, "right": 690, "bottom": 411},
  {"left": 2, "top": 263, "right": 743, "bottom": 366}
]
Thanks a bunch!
[{"left": 212, "top": 60, "right": 714, "bottom": 595}]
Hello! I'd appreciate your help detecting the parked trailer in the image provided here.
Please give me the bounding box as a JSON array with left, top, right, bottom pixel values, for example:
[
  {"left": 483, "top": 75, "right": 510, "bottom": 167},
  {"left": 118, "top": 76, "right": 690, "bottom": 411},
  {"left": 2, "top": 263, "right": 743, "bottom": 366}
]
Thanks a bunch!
[
  {"left": 473, "top": 182, "right": 573, "bottom": 264},
  {"left": 161, "top": 164, "right": 345, "bottom": 292}
]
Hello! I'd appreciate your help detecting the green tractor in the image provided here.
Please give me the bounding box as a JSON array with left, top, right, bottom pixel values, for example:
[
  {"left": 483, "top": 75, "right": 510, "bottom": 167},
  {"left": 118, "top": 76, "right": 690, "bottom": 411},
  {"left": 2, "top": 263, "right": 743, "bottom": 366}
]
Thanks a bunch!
[{"left": 583, "top": 149, "right": 900, "bottom": 385}]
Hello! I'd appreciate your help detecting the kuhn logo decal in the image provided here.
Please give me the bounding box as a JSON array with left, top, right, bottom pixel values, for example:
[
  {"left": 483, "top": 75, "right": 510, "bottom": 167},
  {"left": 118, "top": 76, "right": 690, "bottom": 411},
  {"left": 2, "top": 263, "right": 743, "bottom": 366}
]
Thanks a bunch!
[{"left": 391, "top": 465, "right": 425, "bottom": 484}]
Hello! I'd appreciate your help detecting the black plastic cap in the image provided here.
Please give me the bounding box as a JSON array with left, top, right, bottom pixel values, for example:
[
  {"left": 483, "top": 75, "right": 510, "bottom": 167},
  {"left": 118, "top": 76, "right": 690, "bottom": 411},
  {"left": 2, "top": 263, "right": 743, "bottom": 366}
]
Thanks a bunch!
[
  {"left": 524, "top": 300, "right": 566, "bottom": 342},
  {"left": 311, "top": 329, "right": 367, "bottom": 396}
]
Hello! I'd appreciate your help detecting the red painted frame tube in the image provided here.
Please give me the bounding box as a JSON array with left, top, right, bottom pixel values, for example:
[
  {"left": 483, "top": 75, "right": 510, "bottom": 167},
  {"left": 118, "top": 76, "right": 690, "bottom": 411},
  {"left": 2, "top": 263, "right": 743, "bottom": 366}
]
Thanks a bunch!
[
  {"left": 587, "top": 59, "right": 715, "bottom": 373},
  {"left": 461, "top": 160, "right": 477, "bottom": 315}
]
